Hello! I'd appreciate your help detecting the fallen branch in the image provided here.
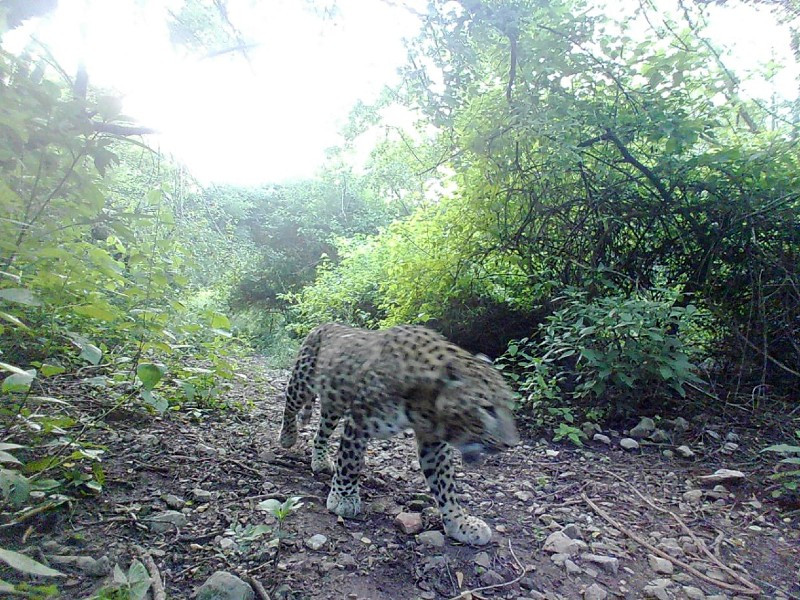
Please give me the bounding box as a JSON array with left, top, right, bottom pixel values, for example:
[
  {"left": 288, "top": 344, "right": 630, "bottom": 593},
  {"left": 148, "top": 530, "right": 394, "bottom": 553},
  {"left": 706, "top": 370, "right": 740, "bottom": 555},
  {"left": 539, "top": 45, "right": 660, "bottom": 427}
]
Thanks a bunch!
[
  {"left": 446, "top": 540, "right": 527, "bottom": 600},
  {"left": 247, "top": 575, "right": 271, "bottom": 600},
  {"left": 599, "top": 467, "right": 761, "bottom": 594},
  {"left": 581, "top": 493, "right": 761, "bottom": 596},
  {"left": 141, "top": 552, "right": 166, "bottom": 600}
]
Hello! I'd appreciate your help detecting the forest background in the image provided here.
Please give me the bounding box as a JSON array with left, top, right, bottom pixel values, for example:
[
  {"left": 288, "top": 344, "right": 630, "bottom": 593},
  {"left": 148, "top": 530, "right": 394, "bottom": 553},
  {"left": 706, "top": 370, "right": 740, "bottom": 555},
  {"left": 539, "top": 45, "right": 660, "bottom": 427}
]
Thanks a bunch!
[{"left": 1, "top": 0, "right": 800, "bottom": 573}]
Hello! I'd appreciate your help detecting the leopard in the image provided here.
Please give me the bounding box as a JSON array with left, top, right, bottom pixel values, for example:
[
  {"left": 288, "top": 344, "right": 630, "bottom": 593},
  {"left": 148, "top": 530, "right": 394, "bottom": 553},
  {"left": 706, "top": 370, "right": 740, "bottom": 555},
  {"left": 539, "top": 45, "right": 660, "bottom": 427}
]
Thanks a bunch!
[{"left": 278, "top": 322, "right": 519, "bottom": 546}]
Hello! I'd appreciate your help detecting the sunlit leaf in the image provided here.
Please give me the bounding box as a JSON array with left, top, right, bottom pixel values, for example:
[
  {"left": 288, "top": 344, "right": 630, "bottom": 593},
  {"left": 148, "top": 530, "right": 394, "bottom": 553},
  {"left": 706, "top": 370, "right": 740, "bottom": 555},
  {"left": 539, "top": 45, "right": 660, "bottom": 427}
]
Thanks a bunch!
[
  {"left": 0, "top": 288, "right": 42, "bottom": 307},
  {"left": 0, "top": 547, "right": 64, "bottom": 577}
]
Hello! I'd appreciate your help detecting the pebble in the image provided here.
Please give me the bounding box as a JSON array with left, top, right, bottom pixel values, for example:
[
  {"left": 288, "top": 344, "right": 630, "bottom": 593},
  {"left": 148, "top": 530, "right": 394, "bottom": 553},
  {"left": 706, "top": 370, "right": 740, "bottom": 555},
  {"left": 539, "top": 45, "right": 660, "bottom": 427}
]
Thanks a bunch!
[
  {"left": 395, "top": 512, "right": 423, "bottom": 535},
  {"left": 417, "top": 530, "right": 446, "bottom": 547},
  {"left": 592, "top": 433, "right": 611, "bottom": 445},
  {"left": 676, "top": 445, "right": 695, "bottom": 458},
  {"left": 682, "top": 489, "right": 703, "bottom": 502},
  {"left": 683, "top": 586, "right": 706, "bottom": 599},
  {"left": 647, "top": 554, "right": 674, "bottom": 574},
  {"left": 543, "top": 531, "right": 586, "bottom": 555},
  {"left": 305, "top": 534, "right": 327, "bottom": 550},
  {"left": 514, "top": 490, "right": 534, "bottom": 502},
  {"left": 583, "top": 583, "right": 608, "bottom": 600},
  {"left": 47, "top": 555, "right": 110, "bottom": 577},
  {"left": 162, "top": 493, "right": 185, "bottom": 509},
  {"left": 629, "top": 417, "right": 656, "bottom": 438},
  {"left": 146, "top": 510, "right": 187, "bottom": 532},
  {"left": 581, "top": 553, "right": 619, "bottom": 574},
  {"left": 620, "top": 438, "right": 639, "bottom": 450},
  {"left": 480, "top": 569, "right": 505, "bottom": 586},
  {"left": 698, "top": 469, "right": 746, "bottom": 485},
  {"left": 193, "top": 488, "right": 214, "bottom": 501},
  {"left": 474, "top": 552, "right": 491, "bottom": 568},
  {"left": 196, "top": 571, "right": 254, "bottom": 600}
]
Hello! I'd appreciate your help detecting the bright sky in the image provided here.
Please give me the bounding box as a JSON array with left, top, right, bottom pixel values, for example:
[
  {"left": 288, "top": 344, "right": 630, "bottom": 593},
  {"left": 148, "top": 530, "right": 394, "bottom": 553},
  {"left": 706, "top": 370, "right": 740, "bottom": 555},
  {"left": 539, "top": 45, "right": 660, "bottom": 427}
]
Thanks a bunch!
[{"left": 4, "top": 0, "right": 797, "bottom": 186}]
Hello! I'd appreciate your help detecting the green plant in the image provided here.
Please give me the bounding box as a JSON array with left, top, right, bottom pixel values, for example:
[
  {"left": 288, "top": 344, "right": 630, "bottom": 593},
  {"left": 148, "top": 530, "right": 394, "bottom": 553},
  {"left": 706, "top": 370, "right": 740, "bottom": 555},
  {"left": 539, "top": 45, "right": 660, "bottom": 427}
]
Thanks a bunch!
[
  {"left": 553, "top": 422, "right": 587, "bottom": 447},
  {"left": 0, "top": 546, "right": 62, "bottom": 598},
  {"left": 256, "top": 496, "right": 305, "bottom": 568},
  {"left": 88, "top": 561, "right": 151, "bottom": 600},
  {"left": 762, "top": 430, "right": 800, "bottom": 497}
]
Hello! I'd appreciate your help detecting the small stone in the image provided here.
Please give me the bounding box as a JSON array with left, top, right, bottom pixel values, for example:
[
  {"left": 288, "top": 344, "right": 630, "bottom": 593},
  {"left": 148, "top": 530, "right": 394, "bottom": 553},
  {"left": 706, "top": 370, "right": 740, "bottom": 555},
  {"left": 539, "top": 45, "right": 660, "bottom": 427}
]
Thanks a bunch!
[
  {"left": 565, "top": 559, "right": 582, "bottom": 575},
  {"left": 620, "top": 438, "right": 639, "bottom": 450},
  {"left": 545, "top": 449, "right": 560, "bottom": 458},
  {"left": 697, "top": 469, "right": 746, "bottom": 485},
  {"left": 676, "top": 445, "right": 695, "bottom": 458},
  {"left": 139, "top": 433, "right": 159, "bottom": 446},
  {"left": 337, "top": 553, "right": 357, "bottom": 568},
  {"left": 672, "top": 417, "right": 689, "bottom": 432},
  {"left": 47, "top": 555, "right": 110, "bottom": 577},
  {"left": 662, "top": 450, "right": 674, "bottom": 458},
  {"left": 682, "top": 489, "right": 703, "bottom": 502},
  {"left": 417, "top": 530, "right": 446, "bottom": 547},
  {"left": 162, "top": 494, "right": 185, "bottom": 509},
  {"left": 544, "top": 531, "right": 586, "bottom": 555},
  {"left": 584, "top": 583, "right": 608, "bottom": 600},
  {"left": 514, "top": 490, "right": 534, "bottom": 502},
  {"left": 649, "top": 429, "right": 670, "bottom": 443},
  {"left": 474, "top": 551, "right": 491, "bottom": 568},
  {"left": 219, "top": 538, "right": 236, "bottom": 550},
  {"left": 146, "top": 510, "right": 187, "bottom": 533},
  {"left": 581, "top": 553, "right": 619, "bottom": 574},
  {"left": 581, "top": 422, "right": 601, "bottom": 437},
  {"left": 193, "top": 488, "right": 214, "bottom": 501},
  {"left": 562, "top": 523, "right": 582, "bottom": 540},
  {"left": 683, "top": 586, "right": 706, "bottom": 599},
  {"left": 647, "top": 554, "right": 674, "bottom": 574},
  {"left": 480, "top": 569, "right": 505, "bottom": 586},
  {"left": 196, "top": 571, "right": 254, "bottom": 600},
  {"left": 592, "top": 433, "right": 611, "bottom": 445},
  {"left": 395, "top": 512, "right": 423, "bottom": 535},
  {"left": 721, "top": 442, "right": 739, "bottom": 454},
  {"left": 629, "top": 417, "right": 656, "bottom": 438},
  {"left": 306, "top": 534, "right": 327, "bottom": 550}
]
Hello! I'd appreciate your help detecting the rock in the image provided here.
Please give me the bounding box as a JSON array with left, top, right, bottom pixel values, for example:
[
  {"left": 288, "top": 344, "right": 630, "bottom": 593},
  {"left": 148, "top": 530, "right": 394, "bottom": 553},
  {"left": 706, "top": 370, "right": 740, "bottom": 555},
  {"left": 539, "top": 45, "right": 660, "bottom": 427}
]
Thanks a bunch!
[
  {"left": 683, "top": 586, "right": 706, "bottom": 599},
  {"left": 697, "top": 469, "right": 746, "bottom": 485},
  {"left": 146, "top": 510, "right": 187, "bottom": 532},
  {"left": 545, "top": 449, "right": 560, "bottom": 458},
  {"left": 139, "top": 433, "right": 159, "bottom": 446},
  {"left": 197, "top": 571, "right": 254, "bottom": 600},
  {"left": 219, "top": 538, "right": 236, "bottom": 551},
  {"left": 592, "top": 433, "right": 611, "bottom": 445},
  {"left": 543, "top": 531, "right": 586, "bottom": 555},
  {"left": 474, "top": 552, "right": 491, "bottom": 569},
  {"left": 47, "top": 555, "right": 110, "bottom": 577},
  {"left": 193, "top": 488, "right": 214, "bottom": 501},
  {"left": 395, "top": 512, "right": 423, "bottom": 535},
  {"left": 581, "top": 422, "right": 601, "bottom": 437},
  {"left": 305, "top": 534, "right": 327, "bottom": 550},
  {"left": 514, "top": 490, "right": 534, "bottom": 502},
  {"left": 643, "top": 581, "right": 671, "bottom": 600},
  {"left": 620, "top": 438, "right": 639, "bottom": 450},
  {"left": 565, "top": 559, "right": 582, "bottom": 575},
  {"left": 649, "top": 429, "right": 670, "bottom": 443},
  {"left": 676, "top": 445, "right": 695, "bottom": 458},
  {"left": 721, "top": 442, "right": 739, "bottom": 454},
  {"left": 647, "top": 554, "right": 674, "bottom": 574},
  {"left": 672, "top": 417, "right": 689, "bottom": 432},
  {"left": 480, "top": 569, "right": 505, "bottom": 586},
  {"left": 682, "top": 489, "right": 703, "bottom": 502},
  {"left": 629, "top": 417, "right": 656, "bottom": 438},
  {"left": 417, "top": 530, "right": 446, "bottom": 547},
  {"left": 662, "top": 450, "right": 674, "bottom": 458},
  {"left": 162, "top": 493, "right": 185, "bottom": 509},
  {"left": 337, "top": 553, "right": 357, "bottom": 568},
  {"left": 726, "top": 432, "right": 740, "bottom": 442},
  {"left": 581, "top": 553, "right": 619, "bottom": 574},
  {"left": 584, "top": 583, "right": 608, "bottom": 600},
  {"left": 562, "top": 523, "right": 582, "bottom": 540}
]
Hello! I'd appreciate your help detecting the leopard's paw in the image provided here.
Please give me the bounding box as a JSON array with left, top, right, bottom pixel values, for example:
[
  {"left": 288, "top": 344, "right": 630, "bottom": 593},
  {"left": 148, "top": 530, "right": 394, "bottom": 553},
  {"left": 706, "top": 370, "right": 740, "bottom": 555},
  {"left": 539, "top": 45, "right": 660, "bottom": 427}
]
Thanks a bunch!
[
  {"left": 326, "top": 489, "right": 362, "bottom": 518},
  {"left": 311, "top": 454, "right": 334, "bottom": 474},
  {"left": 278, "top": 422, "right": 297, "bottom": 448},
  {"left": 444, "top": 515, "right": 492, "bottom": 546},
  {"left": 298, "top": 405, "right": 313, "bottom": 425}
]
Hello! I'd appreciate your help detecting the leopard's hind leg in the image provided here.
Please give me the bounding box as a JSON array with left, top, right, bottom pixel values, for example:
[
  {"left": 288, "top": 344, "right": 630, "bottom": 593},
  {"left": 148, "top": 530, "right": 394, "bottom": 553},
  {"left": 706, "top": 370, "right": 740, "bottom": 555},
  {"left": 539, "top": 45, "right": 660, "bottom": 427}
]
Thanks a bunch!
[{"left": 279, "top": 332, "right": 321, "bottom": 448}]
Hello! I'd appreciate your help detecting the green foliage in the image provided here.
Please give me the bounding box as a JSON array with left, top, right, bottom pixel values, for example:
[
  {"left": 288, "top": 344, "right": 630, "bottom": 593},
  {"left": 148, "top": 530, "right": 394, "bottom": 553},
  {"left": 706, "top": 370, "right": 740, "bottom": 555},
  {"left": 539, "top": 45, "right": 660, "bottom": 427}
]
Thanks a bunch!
[
  {"left": 88, "top": 561, "right": 151, "bottom": 600},
  {"left": 762, "top": 430, "right": 800, "bottom": 497},
  {"left": 256, "top": 496, "right": 305, "bottom": 569},
  {"left": 500, "top": 289, "right": 705, "bottom": 414}
]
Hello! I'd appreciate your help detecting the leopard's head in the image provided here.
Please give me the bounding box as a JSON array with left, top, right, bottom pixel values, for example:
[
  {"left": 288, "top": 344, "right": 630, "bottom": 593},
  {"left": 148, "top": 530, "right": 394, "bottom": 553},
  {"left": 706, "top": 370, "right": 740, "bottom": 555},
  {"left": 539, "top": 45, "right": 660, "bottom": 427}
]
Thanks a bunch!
[{"left": 431, "top": 352, "right": 520, "bottom": 464}]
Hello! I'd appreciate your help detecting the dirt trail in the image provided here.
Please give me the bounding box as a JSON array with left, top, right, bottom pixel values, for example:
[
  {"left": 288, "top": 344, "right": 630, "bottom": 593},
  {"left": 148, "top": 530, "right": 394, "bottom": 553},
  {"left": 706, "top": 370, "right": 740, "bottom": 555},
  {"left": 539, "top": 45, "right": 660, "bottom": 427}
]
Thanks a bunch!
[{"left": 24, "top": 357, "right": 800, "bottom": 599}]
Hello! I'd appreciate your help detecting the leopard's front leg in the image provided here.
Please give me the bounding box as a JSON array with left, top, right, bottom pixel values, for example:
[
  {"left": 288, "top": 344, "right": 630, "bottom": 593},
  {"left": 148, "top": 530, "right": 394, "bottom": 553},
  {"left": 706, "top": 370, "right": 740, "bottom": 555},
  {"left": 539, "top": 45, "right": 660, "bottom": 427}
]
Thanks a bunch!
[
  {"left": 326, "top": 416, "right": 367, "bottom": 518},
  {"left": 417, "top": 439, "right": 492, "bottom": 545}
]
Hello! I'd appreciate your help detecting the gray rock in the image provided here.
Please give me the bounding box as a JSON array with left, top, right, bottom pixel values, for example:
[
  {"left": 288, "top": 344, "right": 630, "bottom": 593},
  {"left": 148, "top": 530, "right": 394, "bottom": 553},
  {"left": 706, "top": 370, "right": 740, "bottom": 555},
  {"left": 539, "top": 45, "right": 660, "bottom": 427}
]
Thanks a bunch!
[
  {"left": 479, "top": 569, "right": 505, "bottom": 586},
  {"left": 682, "top": 489, "right": 703, "bottom": 502},
  {"left": 147, "top": 510, "right": 187, "bottom": 532},
  {"left": 620, "top": 438, "right": 639, "bottom": 450},
  {"left": 676, "top": 445, "right": 695, "bottom": 458},
  {"left": 592, "top": 433, "right": 611, "bottom": 445},
  {"left": 672, "top": 417, "right": 689, "bottom": 432},
  {"left": 196, "top": 571, "right": 254, "bottom": 600},
  {"left": 139, "top": 433, "right": 159, "bottom": 446},
  {"left": 337, "top": 553, "right": 357, "bottom": 568},
  {"left": 47, "top": 555, "right": 110, "bottom": 577},
  {"left": 562, "top": 523, "right": 582, "bottom": 540},
  {"left": 683, "top": 586, "right": 706, "bottom": 599},
  {"left": 395, "top": 512, "right": 423, "bottom": 534},
  {"left": 474, "top": 551, "right": 491, "bottom": 569},
  {"left": 543, "top": 531, "right": 586, "bottom": 555},
  {"left": 305, "top": 534, "right": 327, "bottom": 550},
  {"left": 514, "top": 490, "right": 534, "bottom": 502},
  {"left": 647, "top": 554, "right": 674, "bottom": 574},
  {"left": 581, "top": 553, "right": 619, "bottom": 574},
  {"left": 219, "top": 537, "right": 236, "bottom": 551},
  {"left": 565, "top": 559, "right": 582, "bottom": 575},
  {"left": 162, "top": 493, "right": 185, "bottom": 509},
  {"left": 649, "top": 429, "right": 670, "bottom": 443},
  {"left": 417, "top": 530, "right": 446, "bottom": 547},
  {"left": 629, "top": 417, "right": 656, "bottom": 438},
  {"left": 643, "top": 583, "right": 671, "bottom": 600},
  {"left": 584, "top": 583, "right": 608, "bottom": 600},
  {"left": 581, "top": 422, "right": 601, "bottom": 437},
  {"left": 662, "top": 449, "right": 674, "bottom": 458},
  {"left": 698, "top": 469, "right": 746, "bottom": 485},
  {"left": 193, "top": 488, "right": 214, "bottom": 501}
]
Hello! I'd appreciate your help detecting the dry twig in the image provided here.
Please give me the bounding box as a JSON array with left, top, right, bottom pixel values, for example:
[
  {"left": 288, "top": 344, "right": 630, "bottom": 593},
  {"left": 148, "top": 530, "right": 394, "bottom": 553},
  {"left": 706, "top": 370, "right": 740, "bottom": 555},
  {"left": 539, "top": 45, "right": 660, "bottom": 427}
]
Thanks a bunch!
[
  {"left": 141, "top": 552, "right": 166, "bottom": 600},
  {"left": 446, "top": 540, "right": 527, "bottom": 600},
  {"left": 582, "top": 493, "right": 761, "bottom": 596},
  {"left": 247, "top": 575, "right": 271, "bottom": 600}
]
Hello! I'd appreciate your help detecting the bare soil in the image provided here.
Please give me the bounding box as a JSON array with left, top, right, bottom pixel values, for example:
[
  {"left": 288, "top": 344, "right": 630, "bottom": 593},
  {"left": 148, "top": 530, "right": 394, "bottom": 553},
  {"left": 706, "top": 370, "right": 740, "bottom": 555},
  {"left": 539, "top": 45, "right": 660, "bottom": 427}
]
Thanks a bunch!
[{"left": 12, "top": 357, "right": 800, "bottom": 599}]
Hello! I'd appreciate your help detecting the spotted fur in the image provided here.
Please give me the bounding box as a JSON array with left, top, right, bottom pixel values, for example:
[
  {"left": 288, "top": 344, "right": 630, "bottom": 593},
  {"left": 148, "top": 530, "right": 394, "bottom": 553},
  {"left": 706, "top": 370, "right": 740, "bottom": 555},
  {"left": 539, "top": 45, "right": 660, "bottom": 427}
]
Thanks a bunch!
[{"left": 279, "top": 323, "right": 519, "bottom": 545}]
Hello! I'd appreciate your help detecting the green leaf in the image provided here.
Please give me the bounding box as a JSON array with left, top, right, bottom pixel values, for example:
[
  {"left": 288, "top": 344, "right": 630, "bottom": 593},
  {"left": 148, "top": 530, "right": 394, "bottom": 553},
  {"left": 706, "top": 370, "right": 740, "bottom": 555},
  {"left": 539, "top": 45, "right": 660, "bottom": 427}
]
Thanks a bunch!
[
  {"left": 0, "top": 451, "right": 22, "bottom": 465},
  {"left": 0, "top": 443, "right": 25, "bottom": 451},
  {"left": 0, "top": 288, "right": 42, "bottom": 307},
  {"left": 0, "top": 362, "right": 29, "bottom": 376},
  {"left": 2, "top": 369, "right": 36, "bottom": 393},
  {"left": 40, "top": 364, "right": 66, "bottom": 377},
  {"left": 0, "top": 311, "right": 28, "bottom": 329},
  {"left": 0, "top": 469, "right": 30, "bottom": 506},
  {"left": 79, "top": 343, "right": 103, "bottom": 365},
  {"left": 73, "top": 304, "right": 117, "bottom": 321},
  {"left": 762, "top": 444, "right": 800, "bottom": 454},
  {"left": 0, "top": 547, "right": 64, "bottom": 577},
  {"left": 210, "top": 313, "right": 231, "bottom": 329},
  {"left": 140, "top": 389, "right": 168, "bottom": 413},
  {"left": 137, "top": 363, "right": 166, "bottom": 391}
]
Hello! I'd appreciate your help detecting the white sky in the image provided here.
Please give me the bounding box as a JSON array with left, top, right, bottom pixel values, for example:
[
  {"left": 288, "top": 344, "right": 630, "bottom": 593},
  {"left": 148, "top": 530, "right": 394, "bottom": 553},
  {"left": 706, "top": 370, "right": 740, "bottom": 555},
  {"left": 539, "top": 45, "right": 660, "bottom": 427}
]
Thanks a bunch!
[{"left": 4, "top": 0, "right": 797, "bottom": 186}]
